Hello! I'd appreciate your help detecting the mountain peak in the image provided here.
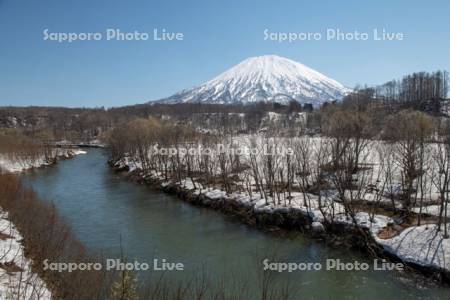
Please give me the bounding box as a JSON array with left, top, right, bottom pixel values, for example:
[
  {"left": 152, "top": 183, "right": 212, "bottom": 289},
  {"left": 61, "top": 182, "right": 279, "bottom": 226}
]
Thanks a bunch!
[{"left": 155, "top": 55, "right": 350, "bottom": 106}]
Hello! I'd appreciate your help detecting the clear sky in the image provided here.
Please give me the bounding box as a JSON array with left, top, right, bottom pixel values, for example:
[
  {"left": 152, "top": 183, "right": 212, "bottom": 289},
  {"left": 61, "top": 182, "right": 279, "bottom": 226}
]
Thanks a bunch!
[{"left": 0, "top": 0, "right": 449, "bottom": 107}]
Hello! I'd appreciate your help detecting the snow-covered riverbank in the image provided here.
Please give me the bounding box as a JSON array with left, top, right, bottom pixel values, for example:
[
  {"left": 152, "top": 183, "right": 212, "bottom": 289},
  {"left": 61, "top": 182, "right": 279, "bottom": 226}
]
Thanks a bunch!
[
  {"left": 0, "top": 148, "right": 86, "bottom": 173},
  {"left": 113, "top": 157, "right": 450, "bottom": 280},
  {"left": 0, "top": 148, "right": 88, "bottom": 299},
  {"left": 0, "top": 210, "right": 51, "bottom": 299}
]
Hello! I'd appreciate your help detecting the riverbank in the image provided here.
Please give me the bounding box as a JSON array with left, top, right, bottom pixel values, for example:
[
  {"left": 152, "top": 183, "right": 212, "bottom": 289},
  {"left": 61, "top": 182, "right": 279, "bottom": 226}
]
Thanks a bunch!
[
  {"left": 0, "top": 171, "right": 117, "bottom": 299},
  {"left": 0, "top": 209, "right": 52, "bottom": 299},
  {"left": 0, "top": 149, "right": 89, "bottom": 299},
  {"left": 0, "top": 148, "right": 87, "bottom": 173},
  {"left": 110, "top": 157, "right": 450, "bottom": 285}
]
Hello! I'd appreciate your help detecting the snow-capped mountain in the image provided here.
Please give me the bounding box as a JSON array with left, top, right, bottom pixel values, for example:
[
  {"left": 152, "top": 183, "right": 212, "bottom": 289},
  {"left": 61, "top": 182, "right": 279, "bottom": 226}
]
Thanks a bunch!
[{"left": 155, "top": 55, "right": 350, "bottom": 106}]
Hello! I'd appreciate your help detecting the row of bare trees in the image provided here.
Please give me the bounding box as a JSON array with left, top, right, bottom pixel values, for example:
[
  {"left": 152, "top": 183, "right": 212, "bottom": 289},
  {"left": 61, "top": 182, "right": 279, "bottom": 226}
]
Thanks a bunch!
[
  {"left": 108, "top": 101, "right": 450, "bottom": 235},
  {"left": 0, "top": 129, "right": 59, "bottom": 172},
  {"left": 375, "top": 70, "right": 448, "bottom": 113},
  {"left": 0, "top": 101, "right": 312, "bottom": 143}
]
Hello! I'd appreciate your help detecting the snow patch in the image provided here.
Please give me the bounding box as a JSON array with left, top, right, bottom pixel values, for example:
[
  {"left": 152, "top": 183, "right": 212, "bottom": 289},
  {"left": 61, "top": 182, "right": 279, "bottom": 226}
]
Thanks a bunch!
[{"left": 0, "top": 210, "right": 51, "bottom": 299}]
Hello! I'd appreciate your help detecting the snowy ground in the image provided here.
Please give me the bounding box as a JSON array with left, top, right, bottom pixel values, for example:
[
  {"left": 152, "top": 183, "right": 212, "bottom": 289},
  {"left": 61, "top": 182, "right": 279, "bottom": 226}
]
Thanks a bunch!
[
  {"left": 375, "top": 224, "right": 450, "bottom": 272},
  {"left": 0, "top": 148, "right": 86, "bottom": 173},
  {"left": 412, "top": 205, "right": 450, "bottom": 218},
  {"left": 0, "top": 210, "right": 51, "bottom": 299}
]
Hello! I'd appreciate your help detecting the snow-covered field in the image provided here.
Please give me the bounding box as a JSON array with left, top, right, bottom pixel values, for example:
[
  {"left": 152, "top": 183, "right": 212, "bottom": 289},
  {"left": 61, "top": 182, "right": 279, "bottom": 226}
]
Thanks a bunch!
[{"left": 0, "top": 210, "right": 51, "bottom": 299}]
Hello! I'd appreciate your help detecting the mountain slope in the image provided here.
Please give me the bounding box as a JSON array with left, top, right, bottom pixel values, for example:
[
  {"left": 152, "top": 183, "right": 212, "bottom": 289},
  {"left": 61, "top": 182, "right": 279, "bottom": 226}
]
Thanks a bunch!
[{"left": 154, "top": 55, "right": 350, "bottom": 106}]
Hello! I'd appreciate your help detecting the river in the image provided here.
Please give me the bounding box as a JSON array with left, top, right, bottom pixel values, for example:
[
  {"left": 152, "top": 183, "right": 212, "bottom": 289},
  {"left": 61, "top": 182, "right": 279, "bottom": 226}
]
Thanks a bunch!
[{"left": 22, "top": 149, "right": 450, "bottom": 299}]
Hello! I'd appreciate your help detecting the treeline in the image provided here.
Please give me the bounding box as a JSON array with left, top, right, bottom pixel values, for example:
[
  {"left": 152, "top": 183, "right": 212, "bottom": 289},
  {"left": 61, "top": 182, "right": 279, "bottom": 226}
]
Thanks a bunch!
[
  {"left": 375, "top": 70, "right": 449, "bottom": 113},
  {"left": 0, "top": 129, "right": 47, "bottom": 157},
  {"left": 0, "top": 101, "right": 310, "bottom": 141},
  {"left": 313, "top": 70, "right": 449, "bottom": 134},
  {"left": 110, "top": 101, "right": 308, "bottom": 116},
  {"left": 0, "top": 129, "right": 57, "bottom": 172},
  {"left": 0, "top": 106, "right": 111, "bottom": 142}
]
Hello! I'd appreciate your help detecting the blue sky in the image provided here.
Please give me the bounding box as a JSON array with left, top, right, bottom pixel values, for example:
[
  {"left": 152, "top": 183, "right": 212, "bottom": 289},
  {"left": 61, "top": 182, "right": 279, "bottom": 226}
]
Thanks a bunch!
[{"left": 0, "top": 0, "right": 449, "bottom": 107}]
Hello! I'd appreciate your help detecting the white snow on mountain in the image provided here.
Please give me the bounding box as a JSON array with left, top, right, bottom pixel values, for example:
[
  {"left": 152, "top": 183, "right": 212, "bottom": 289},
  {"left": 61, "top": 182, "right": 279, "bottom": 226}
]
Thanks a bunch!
[{"left": 154, "top": 55, "right": 350, "bottom": 106}]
